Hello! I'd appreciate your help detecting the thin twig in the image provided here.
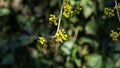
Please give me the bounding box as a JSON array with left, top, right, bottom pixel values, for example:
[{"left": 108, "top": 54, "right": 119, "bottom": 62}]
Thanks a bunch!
[
  {"left": 54, "top": 43, "right": 60, "bottom": 57},
  {"left": 56, "top": 0, "right": 65, "bottom": 33},
  {"left": 54, "top": 0, "right": 65, "bottom": 62},
  {"left": 73, "top": 27, "right": 80, "bottom": 42},
  {"left": 115, "top": 0, "right": 120, "bottom": 22}
]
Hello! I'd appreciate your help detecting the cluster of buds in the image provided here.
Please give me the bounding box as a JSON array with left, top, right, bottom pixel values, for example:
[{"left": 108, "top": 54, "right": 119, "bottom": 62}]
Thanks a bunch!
[
  {"left": 53, "top": 29, "right": 68, "bottom": 43},
  {"left": 63, "top": 0, "right": 73, "bottom": 18},
  {"left": 110, "top": 28, "right": 120, "bottom": 41},
  {"left": 104, "top": 8, "right": 114, "bottom": 17},
  {"left": 104, "top": 2, "right": 120, "bottom": 17},
  {"left": 63, "top": 0, "right": 82, "bottom": 18},
  {"left": 38, "top": 37, "right": 47, "bottom": 47},
  {"left": 49, "top": 14, "right": 58, "bottom": 26},
  {"left": 38, "top": 0, "right": 83, "bottom": 47}
]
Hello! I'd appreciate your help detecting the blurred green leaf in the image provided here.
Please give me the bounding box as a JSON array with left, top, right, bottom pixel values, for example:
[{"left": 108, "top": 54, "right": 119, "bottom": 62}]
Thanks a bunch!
[
  {"left": 106, "top": 58, "right": 114, "bottom": 68},
  {"left": 50, "top": 0, "right": 58, "bottom": 7},
  {"left": 72, "top": 46, "right": 81, "bottom": 67},
  {"left": 55, "top": 55, "right": 64, "bottom": 62},
  {"left": 19, "top": 34, "right": 29, "bottom": 45},
  {"left": 85, "top": 54, "right": 102, "bottom": 68},
  {"left": 2, "top": 54, "right": 14, "bottom": 65},
  {"left": 85, "top": 17, "right": 97, "bottom": 35},
  {"left": 79, "top": 37, "right": 99, "bottom": 48},
  {"left": 30, "top": 48, "right": 39, "bottom": 59},
  {"left": 114, "top": 42, "right": 120, "bottom": 51},
  {"left": 69, "top": 16, "right": 78, "bottom": 23},
  {"left": 60, "top": 40, "right": 74, "bottom": 55},
  {"left": 81, "top": 0, "right": 95, "bottom": 18},
  {"left": 41, "top": 58, "right": 53, "bottom": 66},
  {"left": 0, "top": 8, "right": 10, "bottom": 16},
  {"left": 65, "top": 60, "right": 74, "bottom": 68}
]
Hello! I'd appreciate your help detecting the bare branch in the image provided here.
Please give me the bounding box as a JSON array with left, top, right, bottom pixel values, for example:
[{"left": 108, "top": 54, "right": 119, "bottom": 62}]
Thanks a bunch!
[
  {"left": 56, "top": 0, "right": 65, "bottom": 33},
  {"left": 115, "top": 0, "right": 120, "bottom": 22}
]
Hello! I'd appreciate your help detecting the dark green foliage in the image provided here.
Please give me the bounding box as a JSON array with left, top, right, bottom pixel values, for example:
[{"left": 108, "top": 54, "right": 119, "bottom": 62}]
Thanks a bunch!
[{"left": 0, "top": 0, "right": 120, "bottom": 68}]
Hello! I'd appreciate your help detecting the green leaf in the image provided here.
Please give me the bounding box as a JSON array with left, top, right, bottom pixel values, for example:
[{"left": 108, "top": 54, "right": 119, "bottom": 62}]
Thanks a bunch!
[
  {"left": 79, "top": 37, "right": 99, "bottom": 48},
  {"left": 105, "top": 58, "right": 114, "bottom": 68},
  {"left": 69, "top": 16, "right": 78, "bottom": 23},
  {"left": 72, "top": 46, "right": 81, "bottom": 67},
  {"left": 85, "top": 54, "right": 102, "bottom": 68},
  {"left": 81, "top": 0, "right": 95, "bottom": 18},
  {"left": 0, "top": 8, "right": 10, "bottom": 16},
  {"left": 60, "top": 40, "right": 74, "bottom": 55},
  {"left": 30, "top": 48, "right": 39, "bottom": 59},
  {"left": 85, "top": 17, "right": 97, "bottom": 35},
  {"left": 65, "top": 60, "right": 74, "bottom": 68}
]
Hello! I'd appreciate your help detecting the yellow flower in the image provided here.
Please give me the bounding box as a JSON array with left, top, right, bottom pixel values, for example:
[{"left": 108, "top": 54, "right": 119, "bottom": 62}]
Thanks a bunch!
[
  {"left": 49, "top": 14, "right": 57, "bottom": 25},
  {"left": 53, "top": 29, "right": 68, "bottom": 43},
  {"left": 110, "top": 30, "right": 119, "bottom": 41},
  {"left": 74, "top": 4, "right": 82, "bottom": 15},
  {"left": 38, "top": 37, "right": 47, "bottom": 47},
  {"left": 63, "top": 0, "right": 73, "bottom": 18},
  {"left": 104, "top": 8, "right": 114, "bottom": 17}
]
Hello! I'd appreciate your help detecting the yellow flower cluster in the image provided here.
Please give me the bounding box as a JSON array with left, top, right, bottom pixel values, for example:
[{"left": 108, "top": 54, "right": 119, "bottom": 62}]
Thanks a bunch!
[
  {"left": 104, "top": 8, "right": 114, "bottom": 17},
  {"left": 38, "top": 37, "right": 47, "bottom": 47},
  {"left": 117, "top": 3, "right": 120, "bottom": 12},
  {"left": 63, "top": 0, "right": 73, "bottom": 18},
  {"left": 49, "top": 14, "right": 57, "bottom": 26},
  {"left": 110, "top": 30, "right": 120, "bottom": 41},
  {"left": 74, "top": 4, "right": 82, "bottom": 15},
  {"left": 53, "top": 29, "right": 68, "bottom": 43}
]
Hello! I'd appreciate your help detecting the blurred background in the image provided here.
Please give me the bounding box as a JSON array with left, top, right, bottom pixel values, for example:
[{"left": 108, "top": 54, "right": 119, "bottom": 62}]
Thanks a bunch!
[{"left": 0, "top": 0, "right": 120, "bottom": 68}]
